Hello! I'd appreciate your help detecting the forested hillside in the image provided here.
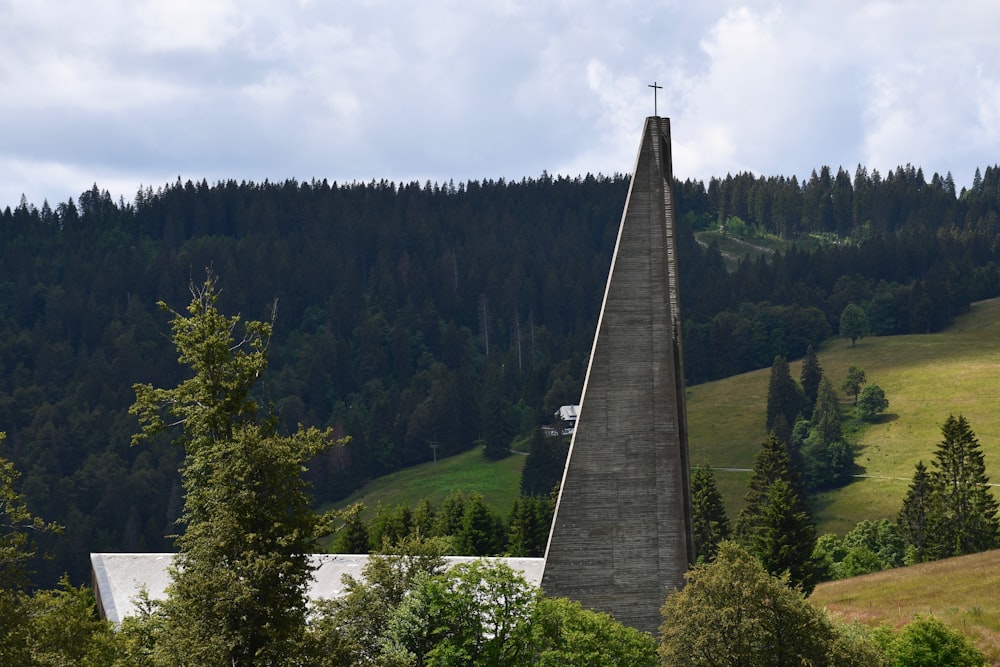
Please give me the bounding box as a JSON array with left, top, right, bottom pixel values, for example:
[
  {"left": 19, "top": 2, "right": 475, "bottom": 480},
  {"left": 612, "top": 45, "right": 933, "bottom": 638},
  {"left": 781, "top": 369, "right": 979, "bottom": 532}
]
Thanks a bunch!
[{"left": 3, "top": 164, "right": 1000, "bottom": 584}]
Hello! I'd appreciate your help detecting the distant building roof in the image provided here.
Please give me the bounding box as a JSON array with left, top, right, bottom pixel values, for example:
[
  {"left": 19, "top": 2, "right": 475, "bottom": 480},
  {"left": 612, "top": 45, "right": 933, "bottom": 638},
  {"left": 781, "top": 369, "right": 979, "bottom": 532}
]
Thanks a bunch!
[
  {"left": 556, "top": 404, "right": 579, "bottom": 422},
  {"left": 90, "top": 553, "right": 545, "bottom": 625}
]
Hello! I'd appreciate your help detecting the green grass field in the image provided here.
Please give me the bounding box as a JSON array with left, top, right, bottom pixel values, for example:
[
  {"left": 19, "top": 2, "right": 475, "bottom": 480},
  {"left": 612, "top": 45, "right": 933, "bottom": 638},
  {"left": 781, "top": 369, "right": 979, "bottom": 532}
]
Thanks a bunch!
[
  {"left": 332, "top": 298, "right": 1000, "bottom": 535},
  {"left": 810, "top": 549, "right": 1000, "bottom": 663},
  {"left": 689, "top": 297, "right": 1000, "bottom": 535},
  {"left": 325, "top": 446, "right": 526, "bottom": 521}
]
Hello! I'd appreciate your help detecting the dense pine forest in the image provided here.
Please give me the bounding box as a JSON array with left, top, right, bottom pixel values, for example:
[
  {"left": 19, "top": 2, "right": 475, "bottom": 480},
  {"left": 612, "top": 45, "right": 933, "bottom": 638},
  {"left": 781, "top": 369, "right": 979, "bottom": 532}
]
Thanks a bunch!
[{"left": 4, "top": 164, "right": 1000, "bottom": 585}]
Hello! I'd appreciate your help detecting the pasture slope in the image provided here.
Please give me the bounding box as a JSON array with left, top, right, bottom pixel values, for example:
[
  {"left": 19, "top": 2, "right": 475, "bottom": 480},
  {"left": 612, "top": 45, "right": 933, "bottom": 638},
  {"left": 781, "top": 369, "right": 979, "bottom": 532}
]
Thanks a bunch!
[{"left": 335, "top": 297, "right": 1000, "bottom": 535}]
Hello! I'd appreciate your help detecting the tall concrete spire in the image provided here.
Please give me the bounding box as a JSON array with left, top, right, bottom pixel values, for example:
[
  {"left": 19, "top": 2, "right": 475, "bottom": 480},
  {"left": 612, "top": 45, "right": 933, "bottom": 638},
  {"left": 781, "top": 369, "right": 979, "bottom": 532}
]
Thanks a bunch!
[{"left": 541, "top": 117, "right": 694, "bottom": 635}]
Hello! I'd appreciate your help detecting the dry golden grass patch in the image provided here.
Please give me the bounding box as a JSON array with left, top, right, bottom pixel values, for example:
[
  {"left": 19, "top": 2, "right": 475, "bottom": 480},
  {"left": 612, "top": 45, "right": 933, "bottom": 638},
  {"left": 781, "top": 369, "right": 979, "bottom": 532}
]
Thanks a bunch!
[{"left": 811, "top": 549, "right": 1000, "bottom": 664}]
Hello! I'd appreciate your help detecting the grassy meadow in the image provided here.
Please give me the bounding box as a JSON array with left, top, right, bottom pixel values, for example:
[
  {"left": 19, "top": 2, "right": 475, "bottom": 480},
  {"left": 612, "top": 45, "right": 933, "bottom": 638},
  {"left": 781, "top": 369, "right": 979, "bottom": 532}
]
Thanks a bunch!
[
  {"left": 326, "top": 445, "right": 526, "bottom": 521},
  {"left": 811, "top": 549, "right": 1000, "bottom": 663},
  {"left": 331, "top": 297, "right": 1000, "bottom": 535},
  {"left": 689, "top": 296, "right": 1000, "bottom": 535}
]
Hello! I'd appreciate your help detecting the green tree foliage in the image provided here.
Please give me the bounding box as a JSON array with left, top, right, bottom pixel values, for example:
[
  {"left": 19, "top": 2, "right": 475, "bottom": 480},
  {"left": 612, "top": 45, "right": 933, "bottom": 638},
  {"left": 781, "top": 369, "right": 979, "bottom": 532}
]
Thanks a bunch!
[
  {"left": 765, "top": 356, "right": 806, "bottom": 432},
  {"left": 129, "top": 275, "right": 343, "bottom": 666},
  {"left": 799, "top": 344, "right": 823, "bottom": 414},
  {"left": 899, "top": 416, "right": 1000, "bottom": 563},
  {"left": 857, "top": 384, "right": 889, "bottom": 421},
  {"left": 930, "top": 415, "right": 999, "bottom": 557},
  {"left": 814, "top": 519, "right": 905, "bottom": 580},
  {"left": 21, "top": 577, "right": 119, "bottom": 666},
  {"left": 659, "top": 541, "right": 885, "bottom": 666},
  {"left": 456, "top": 493, "right": 507, "bottom": 556},
  {"left": 749, "top": 479, "right": 821, "bottom": 594},
  {"left": 0, "top": 432, "right": 65, "bottom": 664},
  {"left": 530, "top": 596, "right": 657, "bottom": 667},
  {"left": 690, "top": 465, "right": 731, "bottom": 562},
  {"left": 3, "top": 170, "right": 998, "bottom": 584},
  {"left": 313, "top": 550, "right": 654, "bottom": 667},
  {"left": 874, "top": 615, "right": 986, "bottom": 667},
  {"left": 897, "top": 461, "right": 936, "bottom": 563},
  {"left": 519, "top": 428, "right": 569, "bottom": 496},
  {"left": 801, "top": 377, "right": 854, "bottom": 491},
  {"left": 332, "top": 503, "right": 370, "bottom": 554},
  {"left": 380, "top": 560, "right": 537, "bottom": 666},
  {"left": 842, "top": 365, "right": 867, "bottom": 404},
  {"left": 310, "top": 535, "right": 451, "bottom": 666},
  {"left": 735, "top": 434, "right": 820, "bottom": 592},
  {"left": 507, "top": 495, "right": 553, "bottom": 557},
  {"left": 840, "top": 303, "right": 871, "bottom": 346}
]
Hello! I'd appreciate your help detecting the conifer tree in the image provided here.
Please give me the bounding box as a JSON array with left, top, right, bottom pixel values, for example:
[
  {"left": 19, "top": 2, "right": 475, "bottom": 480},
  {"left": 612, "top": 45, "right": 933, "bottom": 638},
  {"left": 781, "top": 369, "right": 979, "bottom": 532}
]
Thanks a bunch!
[
  {"left": 765, "top": 356, "right": 806, "bottom": 432},
  {"left": 928, "top": 415, "right": 999, "bottom": 557},
  {"left": 690, "top": 465, "right": 731, "bottom": 562},
  {"left": 799, "top": 344, "right": 823, "bottom": 414},
  {"left": 898, "top": 462, "right": 938, "bottom": 563},
  {"left": 736, "top": 433, "right": 819, "bottom": 592},
  {"left": 457, "top": 493, "right": 506, "bottom": 556},
  {"left": 130, "top": 274, "right": 343, "bottom": 665}
]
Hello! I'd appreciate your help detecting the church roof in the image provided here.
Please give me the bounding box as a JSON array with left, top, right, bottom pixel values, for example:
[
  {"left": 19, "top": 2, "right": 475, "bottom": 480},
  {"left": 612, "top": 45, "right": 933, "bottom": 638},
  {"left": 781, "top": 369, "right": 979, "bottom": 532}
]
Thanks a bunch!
[{"left": 90, "top": 553, "right": 545, "bottom": 625}]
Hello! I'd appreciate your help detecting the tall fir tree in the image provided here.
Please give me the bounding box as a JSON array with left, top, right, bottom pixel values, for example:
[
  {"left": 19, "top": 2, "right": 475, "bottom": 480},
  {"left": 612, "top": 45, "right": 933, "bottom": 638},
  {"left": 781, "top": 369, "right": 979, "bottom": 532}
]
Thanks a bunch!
[
  {"left": 898, "top": 461, "right": 936, "bottom": 563},
  {"left": 799, "top": 344, "right": 823, "bottom": 415},
  {"left": 750, "top": 479, "right": 820, "bottom": 594},
  {"left": 690, "top": 465, "right": 731, "bottom": 562},
  {"left": 802, "top": 376, "right": 853, "bottom": 491},
  {"left": 765, "top": 356, "right": 807, "bottom": 432},
  {"left": 736, "top": 433, "right": 819, "bottom": 592},
  {"left": 928, "top": 415, "right": 999, "bottom": 557}
]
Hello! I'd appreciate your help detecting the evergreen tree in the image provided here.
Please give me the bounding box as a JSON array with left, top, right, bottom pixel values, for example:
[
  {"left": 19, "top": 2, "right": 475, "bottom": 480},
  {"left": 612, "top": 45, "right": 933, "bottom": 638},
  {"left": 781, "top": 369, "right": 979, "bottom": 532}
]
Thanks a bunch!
[
  {"left": 928, "top": 415, "right": 999, "bottom": 557},
  {"left": 130, "top": 274, "right": 342, "bottom": 665},
  {"left": 802, "top": 376, "right": 853, "bottom": 491},
  {"left": 332, "top": 504, "right": 370, "bottom": 554},
  {"left": 736, "top": 432, "right": 804, "bottom": 541},
  {"left": 520, "top": 428, "right": 569, "bottom": 496},
  {"left": 799, "top": 344, "right": 823, "bottom": 414},
  {"left": 480, "top": 362, "right": 516, "bottom": 460},
  {"left": 750, "top": 479, "right": 820, "bottom": 593},
  {"left": 457, "top": 493, "right": 506, "bottom": 556},
  {"left": 507, "top": 495, "right": 553, "bottom": 557},
  {"left": 765, "top": 356, "right": 806, "bottom": 432},
  {"left": 0, "top": 433, "right": 63, "bottom": 664},
  {"left": 433, "top": 492, "right": 467, "bottom": 538},
  {"left": 736, "top": 434, "right": 819, "bottom": 592},
  {"left": 690, "top": 465, "right": 730, "bottom": 562},
  {"left": 898, "top": 461, "right": 936, "bottom": 563}
]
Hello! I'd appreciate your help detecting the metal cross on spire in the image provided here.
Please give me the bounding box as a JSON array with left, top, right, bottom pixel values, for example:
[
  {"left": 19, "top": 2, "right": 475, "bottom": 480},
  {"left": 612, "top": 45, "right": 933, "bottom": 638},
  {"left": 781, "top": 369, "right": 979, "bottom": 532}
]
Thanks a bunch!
[{"left": 648, "top": 81, "right": 663, "bottom": 116}]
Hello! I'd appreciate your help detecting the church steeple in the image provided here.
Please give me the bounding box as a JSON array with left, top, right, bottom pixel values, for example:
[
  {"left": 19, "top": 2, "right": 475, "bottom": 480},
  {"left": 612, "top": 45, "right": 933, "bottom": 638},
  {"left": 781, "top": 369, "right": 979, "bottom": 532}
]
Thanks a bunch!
[{"left": 541, "top": 117, "right": 694, "bottom": 634}]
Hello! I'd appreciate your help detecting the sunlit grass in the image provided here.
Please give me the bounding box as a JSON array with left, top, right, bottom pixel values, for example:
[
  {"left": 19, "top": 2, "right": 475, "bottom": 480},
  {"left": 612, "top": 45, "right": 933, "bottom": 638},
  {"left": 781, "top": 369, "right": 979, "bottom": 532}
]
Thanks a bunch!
[
  {"left": 687, "top": 298, "right": 1000, "bottom": 534},
  {"left": 811, "top": 549, "right": 1000, "bottom": 664},
  {"left": 322, "top": 446, "right": 526, "bottom": 521}
]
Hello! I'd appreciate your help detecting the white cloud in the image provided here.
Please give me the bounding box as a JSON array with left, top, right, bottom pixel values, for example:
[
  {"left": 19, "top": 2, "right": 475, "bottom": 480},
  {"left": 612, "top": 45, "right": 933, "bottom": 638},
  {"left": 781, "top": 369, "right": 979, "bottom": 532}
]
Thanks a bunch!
[{"left": 2, "top": 0, "right": 1000, "bottom": 206}]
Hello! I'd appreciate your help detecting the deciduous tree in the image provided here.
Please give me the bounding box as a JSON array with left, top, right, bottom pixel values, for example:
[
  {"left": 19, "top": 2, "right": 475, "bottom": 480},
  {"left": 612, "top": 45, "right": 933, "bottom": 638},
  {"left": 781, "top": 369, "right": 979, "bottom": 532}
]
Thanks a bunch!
[
  {"left": 857, "top": 384, "right": 889, "bottom": 422},
  {"left": 840, "top": 303, "right": 871, "bottom": 346},
  {"left": 842, "top": 365, "right": 867, "bottom": 404},
  {"left": 659, "top": 541, "right": 883, "bottom": 666}
]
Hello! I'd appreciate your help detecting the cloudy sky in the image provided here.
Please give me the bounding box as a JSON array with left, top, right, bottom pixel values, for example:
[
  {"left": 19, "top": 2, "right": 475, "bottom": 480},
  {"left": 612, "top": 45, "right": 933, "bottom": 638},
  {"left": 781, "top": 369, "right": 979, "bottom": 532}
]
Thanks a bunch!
[{"left": 3, "top": 0, "right": 999, "bottom": 208}]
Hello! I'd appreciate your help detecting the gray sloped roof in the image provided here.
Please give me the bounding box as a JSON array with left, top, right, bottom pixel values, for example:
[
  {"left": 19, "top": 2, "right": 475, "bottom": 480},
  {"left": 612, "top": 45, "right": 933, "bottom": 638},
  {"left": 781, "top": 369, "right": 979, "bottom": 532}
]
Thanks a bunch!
[{"left": 91, "top": 553, "right": 546, "bottom": 625}]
